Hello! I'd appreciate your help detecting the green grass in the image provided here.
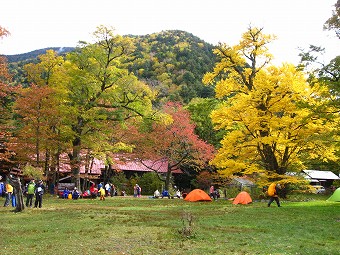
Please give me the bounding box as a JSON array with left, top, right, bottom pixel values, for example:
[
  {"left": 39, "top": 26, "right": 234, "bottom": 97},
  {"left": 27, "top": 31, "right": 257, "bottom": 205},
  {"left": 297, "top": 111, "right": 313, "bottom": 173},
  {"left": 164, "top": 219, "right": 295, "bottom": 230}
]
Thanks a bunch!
[{"left": 0, "top": 195, "right": 339, "bottom": 255}]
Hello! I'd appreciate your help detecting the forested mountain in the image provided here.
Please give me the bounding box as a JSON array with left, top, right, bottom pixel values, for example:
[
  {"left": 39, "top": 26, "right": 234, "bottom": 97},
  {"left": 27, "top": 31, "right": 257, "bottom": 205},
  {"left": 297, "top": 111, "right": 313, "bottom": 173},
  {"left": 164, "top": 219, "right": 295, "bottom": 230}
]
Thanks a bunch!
[
  {"left": 128, "top": 30, "right": 216, "bottom": 103},
  {"left": 5, "top": 47, "right": 75, "bottom": 85},
  {"left": 5, "top": 30, "right": 216, "bottom": 102},
  {"left": 5, "top": 47, "right": 75, "bottom": 62}
]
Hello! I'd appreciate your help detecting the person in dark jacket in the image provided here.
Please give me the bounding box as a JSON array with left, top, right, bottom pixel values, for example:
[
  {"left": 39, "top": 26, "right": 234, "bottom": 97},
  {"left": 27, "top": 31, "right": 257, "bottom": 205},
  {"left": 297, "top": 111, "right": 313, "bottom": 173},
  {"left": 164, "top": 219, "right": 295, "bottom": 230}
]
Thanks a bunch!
[
  {"left": 72, "top": 187, "right": 80, "bottom": 200},
  {"left": 34, "top": 180, "right": 45, "bottom": 208}
]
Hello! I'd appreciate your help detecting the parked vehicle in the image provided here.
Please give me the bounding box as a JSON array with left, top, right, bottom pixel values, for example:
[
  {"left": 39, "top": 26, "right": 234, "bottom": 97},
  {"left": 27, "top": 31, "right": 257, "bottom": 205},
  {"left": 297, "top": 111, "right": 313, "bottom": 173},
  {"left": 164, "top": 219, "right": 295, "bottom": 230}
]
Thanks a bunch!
[{"left": 312, "top": 185, "right": 326, "bottom": 194}]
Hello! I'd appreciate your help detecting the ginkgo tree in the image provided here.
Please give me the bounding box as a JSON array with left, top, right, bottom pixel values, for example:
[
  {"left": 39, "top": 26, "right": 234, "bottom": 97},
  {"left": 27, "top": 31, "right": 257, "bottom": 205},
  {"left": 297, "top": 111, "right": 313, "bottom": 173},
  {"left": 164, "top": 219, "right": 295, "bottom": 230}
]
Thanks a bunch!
[{"left": 203, "top": 27, "right": 337, "bottom": 182}]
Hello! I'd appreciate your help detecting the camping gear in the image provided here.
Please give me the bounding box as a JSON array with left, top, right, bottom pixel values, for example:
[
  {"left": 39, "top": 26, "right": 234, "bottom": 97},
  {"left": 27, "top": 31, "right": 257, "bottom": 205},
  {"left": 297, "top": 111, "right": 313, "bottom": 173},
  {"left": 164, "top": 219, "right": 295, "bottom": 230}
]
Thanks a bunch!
[
  {"left": 184, "top": 189, "right": 212, "bottom": 202},
  {"left": 267, "top": 183, "right": 277, "bottom": 196},
  {"left": 327, "top": 187, "right": 340, "bottom": 202},
  {"left": 232, "top": 191, "right": 252, "bottom": 205}
]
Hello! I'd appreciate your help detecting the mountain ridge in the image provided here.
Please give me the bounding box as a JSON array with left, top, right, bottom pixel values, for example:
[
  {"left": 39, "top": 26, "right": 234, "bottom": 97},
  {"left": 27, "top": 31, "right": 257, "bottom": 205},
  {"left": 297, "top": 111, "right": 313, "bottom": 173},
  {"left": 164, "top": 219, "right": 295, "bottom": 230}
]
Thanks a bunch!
[
  {"left": 3, "top": 47, "right": 75, "bottom": 62},
  {"left": 6, "top": 30, "right": 217, "bottom": 102}
]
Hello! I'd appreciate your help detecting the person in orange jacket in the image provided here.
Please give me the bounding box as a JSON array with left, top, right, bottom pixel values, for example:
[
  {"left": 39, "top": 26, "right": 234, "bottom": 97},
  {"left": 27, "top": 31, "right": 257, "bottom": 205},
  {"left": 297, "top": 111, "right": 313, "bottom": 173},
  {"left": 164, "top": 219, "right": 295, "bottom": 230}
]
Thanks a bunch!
[
  {"left": 267, "top": 182, "right": 281, "bottom": 207},
  {"left": 3, "top": 181, "right": 14, "bottom": 207}
]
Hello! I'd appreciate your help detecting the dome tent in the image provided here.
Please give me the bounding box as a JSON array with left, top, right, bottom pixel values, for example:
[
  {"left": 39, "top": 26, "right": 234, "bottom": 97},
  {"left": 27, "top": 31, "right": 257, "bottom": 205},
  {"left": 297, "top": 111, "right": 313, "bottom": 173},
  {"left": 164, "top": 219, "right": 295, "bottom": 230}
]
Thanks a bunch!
[
  {"left": 327, "top": 187, "right": 340, "bottom": 202},
  {"left": 232, "top": 191, "right": 252, "bottom": 205},
  {"left": 184, "top": 189, "right": 212, "bottom": 202}
]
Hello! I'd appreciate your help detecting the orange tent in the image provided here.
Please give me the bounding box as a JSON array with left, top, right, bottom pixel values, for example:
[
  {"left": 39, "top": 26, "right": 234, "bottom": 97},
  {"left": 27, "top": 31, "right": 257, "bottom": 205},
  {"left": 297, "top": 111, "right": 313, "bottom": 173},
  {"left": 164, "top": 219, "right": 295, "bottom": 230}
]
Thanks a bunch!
[
  {"left": 232, "top": 191, "right": 252, "bottom": 205},
  {"left": 184, "top": 189, "right": 212, "bottom": 202}
]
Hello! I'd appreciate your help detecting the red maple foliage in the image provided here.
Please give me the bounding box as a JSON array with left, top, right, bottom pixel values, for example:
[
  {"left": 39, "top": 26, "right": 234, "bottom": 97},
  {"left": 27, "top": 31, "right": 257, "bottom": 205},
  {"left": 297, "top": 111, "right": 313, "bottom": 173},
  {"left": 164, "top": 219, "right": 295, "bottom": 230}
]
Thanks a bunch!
[
  {"left": 126, "top": 102, "right": 215, "bottom": 188},
  {"left": 0, "top": 26, "right": 16, "bottom": 164}
]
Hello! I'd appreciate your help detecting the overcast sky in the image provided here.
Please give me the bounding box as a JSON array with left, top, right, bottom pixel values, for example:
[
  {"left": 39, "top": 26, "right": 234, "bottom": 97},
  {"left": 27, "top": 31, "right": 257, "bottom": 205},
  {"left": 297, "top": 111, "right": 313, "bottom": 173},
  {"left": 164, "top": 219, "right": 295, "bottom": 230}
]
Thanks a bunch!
[{"left": 1, "top": 0, "right": 339, "bottom": 65}]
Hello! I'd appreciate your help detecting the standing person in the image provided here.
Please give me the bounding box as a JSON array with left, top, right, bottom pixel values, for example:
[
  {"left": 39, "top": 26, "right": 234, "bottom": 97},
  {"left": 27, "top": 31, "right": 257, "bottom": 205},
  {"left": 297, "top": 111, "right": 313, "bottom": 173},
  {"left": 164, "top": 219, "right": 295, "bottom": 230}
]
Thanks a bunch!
[
  {"left": 26, "top": 179, "right": 35, "bottom": 207},
  {"left": 209, "top": 185, "right": 216, "bottom": 200},
  {"left": 105, "top": 183, "right": 111, "bottom": 197},
  {"left": 136, "top": 184, "right": 142, "bottom": 198},
  {"left": 98, "top": 185, "right": 105, "bottom": 201},
  {"left": 110, "top": 184, "right": 116, "bottom": 197},
  {"left": 3, "top": 181, "right": 13, "bottom": 207},
  {"left": 133, "top": 184, "right": 137, "bottom": 197},
  {"left": 34, "top": 180, "right": 45, "bottom": 208},
  {"left": 0, "top": 176, "right": 5, "bottom": 197},
  {"left": 267, "top": 182, "right": 281, "bottom": 207},
  {"left": 89, "top": 182, "right": 98, "bottom": 199}
]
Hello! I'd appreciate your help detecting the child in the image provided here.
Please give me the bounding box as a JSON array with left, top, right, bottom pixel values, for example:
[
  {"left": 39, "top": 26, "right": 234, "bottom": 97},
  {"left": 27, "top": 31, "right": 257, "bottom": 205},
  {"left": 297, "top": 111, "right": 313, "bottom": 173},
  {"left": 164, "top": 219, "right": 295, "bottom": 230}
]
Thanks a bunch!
[{"left": 98, "top": 186, "right": 105, "bottom": 201}]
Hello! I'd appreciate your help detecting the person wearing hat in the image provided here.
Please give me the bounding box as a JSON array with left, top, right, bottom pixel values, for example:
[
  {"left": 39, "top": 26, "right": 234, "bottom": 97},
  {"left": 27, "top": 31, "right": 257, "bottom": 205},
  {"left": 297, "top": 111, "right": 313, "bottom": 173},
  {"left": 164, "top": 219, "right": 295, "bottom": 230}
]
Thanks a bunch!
[
  {"left": 34, "top": 180, "right": 45, "bottom": 208},
  {"left": 72, "top": 187, "right": 80, "bottom": 200}
]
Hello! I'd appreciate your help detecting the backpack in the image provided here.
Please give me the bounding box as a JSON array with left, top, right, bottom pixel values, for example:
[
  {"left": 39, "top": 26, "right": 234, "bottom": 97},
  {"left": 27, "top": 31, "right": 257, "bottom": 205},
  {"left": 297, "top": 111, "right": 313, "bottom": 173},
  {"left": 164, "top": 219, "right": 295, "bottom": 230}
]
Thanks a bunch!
[{"left": 267, "top": 183, "right": 276, "bottom": 196}]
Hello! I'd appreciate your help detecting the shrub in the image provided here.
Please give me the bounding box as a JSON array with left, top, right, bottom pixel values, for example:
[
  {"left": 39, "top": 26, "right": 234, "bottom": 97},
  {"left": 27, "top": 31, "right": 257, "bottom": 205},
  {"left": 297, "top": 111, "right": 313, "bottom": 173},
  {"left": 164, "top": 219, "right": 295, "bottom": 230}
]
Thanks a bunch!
[
  {"left": 137, "top": 172, "right": 164, "bottom": 195},
  {"left": 110, "top": 172, "right": 129, "bottom": 194}
]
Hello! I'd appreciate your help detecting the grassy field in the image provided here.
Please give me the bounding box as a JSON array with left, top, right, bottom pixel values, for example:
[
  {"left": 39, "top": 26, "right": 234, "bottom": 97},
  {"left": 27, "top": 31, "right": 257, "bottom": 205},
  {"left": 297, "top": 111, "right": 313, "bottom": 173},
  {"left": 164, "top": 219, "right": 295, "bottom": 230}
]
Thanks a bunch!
[{"left": 0, "top": 194, "right": 339, "bottom": 255}]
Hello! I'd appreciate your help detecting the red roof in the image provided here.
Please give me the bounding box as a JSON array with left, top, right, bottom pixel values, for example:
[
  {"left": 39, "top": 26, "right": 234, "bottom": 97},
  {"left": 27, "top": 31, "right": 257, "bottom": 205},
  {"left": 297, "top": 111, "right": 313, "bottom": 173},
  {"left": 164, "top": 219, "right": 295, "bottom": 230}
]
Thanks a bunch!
[
  {"left": 57, "top": 154, "right": 182, "bottom": 175},
  {"left": 58, "top": 154, "right": 104, "bottom": 175},
  {"left": 113, "top": 158, "right": 182, "bottom": 174}
]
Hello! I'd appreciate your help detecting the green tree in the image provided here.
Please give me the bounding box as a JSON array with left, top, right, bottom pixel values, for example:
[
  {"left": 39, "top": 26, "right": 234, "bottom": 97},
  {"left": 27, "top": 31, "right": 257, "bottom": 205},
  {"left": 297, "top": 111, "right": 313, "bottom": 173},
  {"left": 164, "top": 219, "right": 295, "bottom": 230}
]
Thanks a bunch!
[
  {"left": 63, "top": 26, "right": 154, "bottom": 188},
  {"left": 186, "top": 97, "right": 224, "bottom": 148},
  {"left": 203, "top": 27, "right": 336, "bottom": 182},
  {"left": 324, "top": 0, "right": 340, "bottom": 39},
  {"left": 297, "top": 2, "right": 340, "bottom": 175}
]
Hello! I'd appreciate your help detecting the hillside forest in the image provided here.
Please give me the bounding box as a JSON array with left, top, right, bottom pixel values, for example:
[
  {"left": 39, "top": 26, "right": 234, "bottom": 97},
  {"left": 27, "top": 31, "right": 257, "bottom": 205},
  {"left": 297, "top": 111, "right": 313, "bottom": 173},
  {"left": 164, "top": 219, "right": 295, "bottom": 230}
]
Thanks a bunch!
[{"left": 0, "top": 1, "right": 339, "bottom": 192}]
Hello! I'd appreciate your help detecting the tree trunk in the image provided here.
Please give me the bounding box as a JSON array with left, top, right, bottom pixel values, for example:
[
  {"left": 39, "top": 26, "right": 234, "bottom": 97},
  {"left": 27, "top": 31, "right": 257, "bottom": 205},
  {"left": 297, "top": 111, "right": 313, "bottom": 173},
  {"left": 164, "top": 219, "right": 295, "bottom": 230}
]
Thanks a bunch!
[
  {"left": 8, "top": 175, "right": 25, "bottom": 212},
  {"left": 69, "top": 137, "right": 81, "bottom": 190},
  {"left": 262, "top": 144, "right": 279, "bottom": 171},
  {"left": 44, "top": 149, "right": 50, "bottom": 187},
  {"left": 165, "top": 164, "right": 172, "bottom": 190}
]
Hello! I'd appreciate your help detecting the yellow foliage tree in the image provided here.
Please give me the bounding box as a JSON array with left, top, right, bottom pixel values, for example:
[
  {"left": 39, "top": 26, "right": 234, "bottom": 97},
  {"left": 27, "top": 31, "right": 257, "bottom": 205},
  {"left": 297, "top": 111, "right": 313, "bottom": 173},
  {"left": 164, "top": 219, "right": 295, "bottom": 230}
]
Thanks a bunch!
[{"left": 203, "top": 27, "right": 337, "bottom": 180}]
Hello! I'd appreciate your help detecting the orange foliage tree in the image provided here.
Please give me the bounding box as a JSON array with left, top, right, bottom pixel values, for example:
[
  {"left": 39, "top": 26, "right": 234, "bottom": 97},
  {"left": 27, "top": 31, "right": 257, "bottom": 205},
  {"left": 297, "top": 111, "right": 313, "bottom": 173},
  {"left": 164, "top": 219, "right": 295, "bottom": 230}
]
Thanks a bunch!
[
  {"left": 0, "top": 26, "right": 16, "bottom": 165},
  {"left": 126, "top": 102, "right": 215, "bottom": 189}
]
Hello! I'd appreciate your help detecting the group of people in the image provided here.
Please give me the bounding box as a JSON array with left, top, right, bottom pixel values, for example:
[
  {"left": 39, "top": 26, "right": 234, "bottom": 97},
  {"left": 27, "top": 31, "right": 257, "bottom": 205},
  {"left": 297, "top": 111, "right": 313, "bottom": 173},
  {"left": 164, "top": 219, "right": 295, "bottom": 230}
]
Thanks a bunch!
[
  {"left": 1, "top": 177, "right": 45, "bottom": 208},
  {"left": 1, "top": 174, "right": 282, "bottom": 208},
  {"left": 61, "top": 187, "right": 80, "bottom": 200},
  {"left": 81, "top": 182, "right": 118, "bottom": 200},
  {"left": 1, "top": 176, "right": 16, "bottom": 207},
  {"left": 133, "top": 184, "right": 142, "bottom": 197},
  {"left": 209, "top": 185, "right": 221, "bottom": 200},
  {"left": 93, "top": 182, "right": 117, "bottom": 198},
  {"left": 25, "top": 179, "right": 45, "bottom": 208},
  {"left": 153, "top": 188, "right": 181, "bottom": 199}
]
